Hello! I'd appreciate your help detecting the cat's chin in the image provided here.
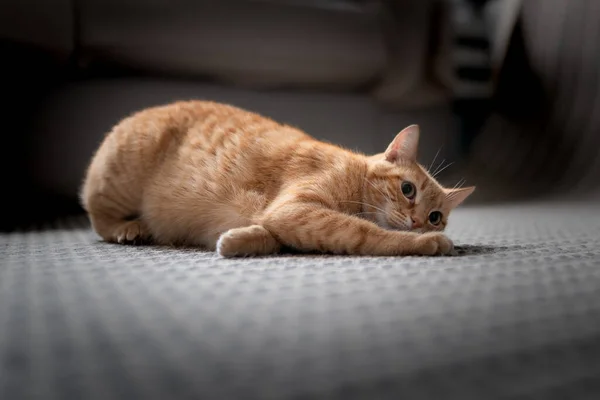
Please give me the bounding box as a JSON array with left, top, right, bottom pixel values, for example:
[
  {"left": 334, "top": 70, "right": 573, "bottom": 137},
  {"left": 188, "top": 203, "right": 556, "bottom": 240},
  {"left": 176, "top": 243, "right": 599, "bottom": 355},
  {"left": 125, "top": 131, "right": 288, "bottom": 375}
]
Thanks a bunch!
[
  {"left": 379, "top": 222, "right": 426, "bottom": 234},
  {"left": 375, "top": 214, "right": 412, "bottom": 232}
]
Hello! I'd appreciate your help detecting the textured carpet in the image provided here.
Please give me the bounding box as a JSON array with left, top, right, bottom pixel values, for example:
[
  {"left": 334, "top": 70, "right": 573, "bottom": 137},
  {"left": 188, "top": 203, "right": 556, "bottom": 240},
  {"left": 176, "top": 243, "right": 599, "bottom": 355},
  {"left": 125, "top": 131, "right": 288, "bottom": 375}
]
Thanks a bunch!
[{"left": 2, "top": 201, "right": 600, "bottom": 400}]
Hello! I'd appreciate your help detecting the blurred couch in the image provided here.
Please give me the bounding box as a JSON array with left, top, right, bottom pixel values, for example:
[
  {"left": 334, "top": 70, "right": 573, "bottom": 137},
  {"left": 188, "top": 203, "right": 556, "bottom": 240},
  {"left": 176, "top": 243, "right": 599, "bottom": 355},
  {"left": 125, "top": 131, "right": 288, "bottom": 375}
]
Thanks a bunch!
[{"left": 1, "top": 0, "right": 477, "bottom": 230}]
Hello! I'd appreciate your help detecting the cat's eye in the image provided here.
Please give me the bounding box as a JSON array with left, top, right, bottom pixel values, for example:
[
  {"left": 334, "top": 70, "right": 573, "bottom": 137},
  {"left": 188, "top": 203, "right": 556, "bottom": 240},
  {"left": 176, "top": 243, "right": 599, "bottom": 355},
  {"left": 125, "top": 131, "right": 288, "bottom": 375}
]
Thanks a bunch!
[
  {"left": 401, "top": 181, "right": 416, "bottom": 199},
  {"left": 428, "top": 211, "right": 442, "bottom": 225}
]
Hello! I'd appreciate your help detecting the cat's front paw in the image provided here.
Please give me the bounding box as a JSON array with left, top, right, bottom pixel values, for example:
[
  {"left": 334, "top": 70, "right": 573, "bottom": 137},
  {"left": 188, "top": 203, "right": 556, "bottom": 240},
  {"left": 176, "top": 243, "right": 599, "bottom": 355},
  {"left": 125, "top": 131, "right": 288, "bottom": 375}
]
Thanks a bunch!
[
  {"left": 217, "top": 225, "right": 281, "bottom": 258},
  {"left": 412, "top": 232, "right": 453, "bottom": 256}
]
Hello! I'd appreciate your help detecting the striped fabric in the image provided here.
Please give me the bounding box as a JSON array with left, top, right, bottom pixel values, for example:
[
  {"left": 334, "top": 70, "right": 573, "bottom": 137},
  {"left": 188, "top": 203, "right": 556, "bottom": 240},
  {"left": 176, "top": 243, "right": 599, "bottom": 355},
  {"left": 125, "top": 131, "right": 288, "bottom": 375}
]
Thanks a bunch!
[
  {"left": 450, "top": 0, "right": 494, "bottom": 100},
  {"left": 448, "top": 0, "right": 494, "bottom": 156}
]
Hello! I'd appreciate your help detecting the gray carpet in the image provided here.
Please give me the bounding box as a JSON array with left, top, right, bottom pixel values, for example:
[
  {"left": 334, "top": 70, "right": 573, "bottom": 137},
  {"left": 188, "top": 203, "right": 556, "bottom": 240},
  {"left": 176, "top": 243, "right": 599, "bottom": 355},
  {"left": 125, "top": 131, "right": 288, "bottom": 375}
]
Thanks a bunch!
[{"left": 2, "top": 201, "right": 600, "bottom": 400}]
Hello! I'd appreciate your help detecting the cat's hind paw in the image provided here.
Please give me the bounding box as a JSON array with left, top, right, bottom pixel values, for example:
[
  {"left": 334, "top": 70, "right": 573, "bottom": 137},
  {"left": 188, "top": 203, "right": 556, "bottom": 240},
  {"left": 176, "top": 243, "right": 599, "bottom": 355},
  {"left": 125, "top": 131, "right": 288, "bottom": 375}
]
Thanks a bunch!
[
  {"left": 113, "top": 220, "right": 151, "bottom": 245},
  {"left": 217, "top": 225, "right": 281, "bottom": 257}
]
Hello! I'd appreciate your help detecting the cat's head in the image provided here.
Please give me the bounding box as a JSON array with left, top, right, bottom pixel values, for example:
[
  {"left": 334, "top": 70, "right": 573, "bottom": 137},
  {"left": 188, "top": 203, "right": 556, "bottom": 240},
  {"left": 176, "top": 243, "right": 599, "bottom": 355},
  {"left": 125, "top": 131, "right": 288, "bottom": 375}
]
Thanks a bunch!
[{"left": 363, "top": 125, "right": 475, "bottom": 232}]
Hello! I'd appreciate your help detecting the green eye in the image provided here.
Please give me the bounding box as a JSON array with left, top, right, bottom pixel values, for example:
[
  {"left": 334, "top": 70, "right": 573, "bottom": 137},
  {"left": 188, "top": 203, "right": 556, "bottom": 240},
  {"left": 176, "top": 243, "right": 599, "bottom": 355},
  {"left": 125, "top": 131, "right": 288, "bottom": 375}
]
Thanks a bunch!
[
  {"left": 429, "top": 211, "right": 442, "bottom": 225},
  {"left": 401, "top": 181, "right": 416, "bottom": 199}
]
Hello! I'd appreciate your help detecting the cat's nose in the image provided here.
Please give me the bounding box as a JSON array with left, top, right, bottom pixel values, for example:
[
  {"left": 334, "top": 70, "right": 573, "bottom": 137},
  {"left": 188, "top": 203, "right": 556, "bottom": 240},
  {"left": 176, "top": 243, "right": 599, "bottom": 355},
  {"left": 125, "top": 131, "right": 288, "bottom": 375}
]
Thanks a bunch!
[{"left": 411, "top": 217, "right": 423, "bottom": 228}]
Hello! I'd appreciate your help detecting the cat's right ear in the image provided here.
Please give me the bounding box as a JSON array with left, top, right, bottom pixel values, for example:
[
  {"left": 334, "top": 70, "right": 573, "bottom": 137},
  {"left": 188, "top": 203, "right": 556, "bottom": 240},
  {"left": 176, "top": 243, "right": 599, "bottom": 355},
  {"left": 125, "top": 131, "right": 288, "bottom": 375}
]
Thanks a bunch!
[
  {"left": 384, "top": 125, "right": 420, "bottom": 163},
  {"left": 445, "top": 186, "right": 476, "bottom": 208}
]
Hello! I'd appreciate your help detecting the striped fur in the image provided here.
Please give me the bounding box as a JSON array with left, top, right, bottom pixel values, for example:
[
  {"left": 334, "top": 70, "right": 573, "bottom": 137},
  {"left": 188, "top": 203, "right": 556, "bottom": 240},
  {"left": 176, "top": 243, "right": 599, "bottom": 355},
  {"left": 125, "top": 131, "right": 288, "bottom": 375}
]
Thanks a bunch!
[{"left": 81, "top": 101, "right": 474, "bottom": 257}]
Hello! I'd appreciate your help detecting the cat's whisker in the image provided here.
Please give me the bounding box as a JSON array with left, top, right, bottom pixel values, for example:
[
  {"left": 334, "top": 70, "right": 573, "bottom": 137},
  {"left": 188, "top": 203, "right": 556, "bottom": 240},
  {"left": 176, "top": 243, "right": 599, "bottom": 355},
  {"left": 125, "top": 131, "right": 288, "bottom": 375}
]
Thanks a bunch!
[
  {"left": 446, "top": 178, "right": 467, "bottom": 200},
  {"left": 432, "top": 161, "right": 454, "bottom": 178},
  {"left": 366, "top": 180, "right": 392, "bottom": 203},
  {"left": 340, "top": 200, "right": 387, "bottom": 214},
  {"left": 365, "top": 176, "right": 394, "bottom": 202},
  {"left": 430, "top": 158, "right": 446, "bottom": 177},
  {"left": 353, "top": 212, "right": 380, "bottom": 218},
  {"left": 446, "top": 194, "right": 460, "bottom": 202},
  {"left": 388, "top": 216, "right": 401, "bottom": 226},
  {"left": 383, "top": 182, "right": 395, "bottom": 203},
  {"left": 446, "top": 190, "right": 463, "bottom": 201},
  {"left": 388, "top": 214, "right": 410, "bottom": 230},
  {"left": 370, "top": 180, "right": 395, "bottom": 206},
  {"left": 427, "top": 147, "right": 442, "bottom": 173},
  {"left": 451, "top": 178, "right": 466, "bottom": 191}
]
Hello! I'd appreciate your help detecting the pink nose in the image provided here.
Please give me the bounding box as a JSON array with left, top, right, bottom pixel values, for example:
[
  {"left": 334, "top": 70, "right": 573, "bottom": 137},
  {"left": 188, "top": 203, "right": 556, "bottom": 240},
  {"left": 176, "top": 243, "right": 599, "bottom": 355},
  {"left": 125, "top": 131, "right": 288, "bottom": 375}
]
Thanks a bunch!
[{"left": 411, "top": 217, "right": 422, "bottom": 228}]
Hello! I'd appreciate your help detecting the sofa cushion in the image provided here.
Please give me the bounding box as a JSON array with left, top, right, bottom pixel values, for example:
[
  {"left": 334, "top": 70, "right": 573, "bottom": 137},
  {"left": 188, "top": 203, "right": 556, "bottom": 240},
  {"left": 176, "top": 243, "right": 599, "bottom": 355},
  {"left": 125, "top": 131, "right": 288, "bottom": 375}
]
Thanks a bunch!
[{"left": 77, "top": 0, "right": 386, "bottom": 89}]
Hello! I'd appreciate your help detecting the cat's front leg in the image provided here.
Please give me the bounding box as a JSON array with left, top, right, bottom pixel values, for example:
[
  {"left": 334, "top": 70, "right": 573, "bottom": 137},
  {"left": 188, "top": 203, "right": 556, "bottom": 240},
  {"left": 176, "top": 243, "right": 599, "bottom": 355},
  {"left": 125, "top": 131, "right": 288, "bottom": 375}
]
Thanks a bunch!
[
  {"left": 260, "top": 200, "right": 453, "bottom": 256},
  {"left": 217, "top": 225, "right": 282, "bottom": 257}
]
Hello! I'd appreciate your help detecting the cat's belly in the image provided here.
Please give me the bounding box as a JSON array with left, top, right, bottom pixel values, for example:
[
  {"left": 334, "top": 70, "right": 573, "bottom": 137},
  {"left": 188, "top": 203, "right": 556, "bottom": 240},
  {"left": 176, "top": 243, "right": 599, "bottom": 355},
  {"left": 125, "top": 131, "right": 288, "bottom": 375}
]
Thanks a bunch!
[
  {"left": 141, "top": 160, "right": 269, "bottom": 248},
  {"left": 143, "top": 200, "right": 254, "bottom": 249}
]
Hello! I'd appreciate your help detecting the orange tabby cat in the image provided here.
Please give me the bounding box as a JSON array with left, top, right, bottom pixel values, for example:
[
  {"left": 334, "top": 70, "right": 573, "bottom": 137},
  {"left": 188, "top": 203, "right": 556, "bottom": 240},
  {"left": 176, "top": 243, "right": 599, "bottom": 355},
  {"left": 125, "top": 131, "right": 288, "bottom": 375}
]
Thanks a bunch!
[{"left": 81, "top": 100, "right": 474, "bottom": 257}]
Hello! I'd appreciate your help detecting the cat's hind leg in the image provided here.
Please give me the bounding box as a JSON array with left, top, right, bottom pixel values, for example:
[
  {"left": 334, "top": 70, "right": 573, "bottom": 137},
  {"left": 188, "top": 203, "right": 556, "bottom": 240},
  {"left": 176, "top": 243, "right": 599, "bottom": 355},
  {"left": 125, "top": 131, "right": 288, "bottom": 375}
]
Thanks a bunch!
[
  {"left": 83, "top": 185, "right": 152, "bottom": 245},
  {"left": 217, "top": 225, "right": 281, "bottom": 257},
  {"left": 112, "top": 217, "right": 151, "bottom": 245},
  {"left": 89, "top": 209, "right": 152, "bottom": 245}
]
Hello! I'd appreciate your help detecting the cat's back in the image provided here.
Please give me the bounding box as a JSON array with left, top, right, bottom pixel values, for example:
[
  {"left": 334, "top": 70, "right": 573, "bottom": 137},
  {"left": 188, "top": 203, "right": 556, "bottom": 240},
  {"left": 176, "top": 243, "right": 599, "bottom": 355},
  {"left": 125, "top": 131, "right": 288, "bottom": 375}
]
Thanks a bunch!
[
  {"left": 109, "top": 100, "right": 307, "bottom": 158},
  {"left": 83, "top": 101, "right": 302, "bottom": 208}
]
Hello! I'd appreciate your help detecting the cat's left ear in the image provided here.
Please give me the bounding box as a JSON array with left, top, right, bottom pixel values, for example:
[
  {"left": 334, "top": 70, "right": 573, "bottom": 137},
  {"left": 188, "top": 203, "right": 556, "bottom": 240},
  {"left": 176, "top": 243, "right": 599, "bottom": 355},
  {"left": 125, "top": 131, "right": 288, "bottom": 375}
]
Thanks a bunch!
[
  {"left": 445, "top": 186, "right": 476, "bottom": 209},
  {"left": 385, "top": 125, "right": 420, "bottom": 163}
]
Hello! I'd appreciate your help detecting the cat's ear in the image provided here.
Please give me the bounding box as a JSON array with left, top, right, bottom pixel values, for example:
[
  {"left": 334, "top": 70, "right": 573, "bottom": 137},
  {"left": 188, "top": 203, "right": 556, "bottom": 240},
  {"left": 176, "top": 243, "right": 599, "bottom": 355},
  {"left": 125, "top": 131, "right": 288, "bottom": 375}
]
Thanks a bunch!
[
  {"left": 385, "top": 125, "right": 420, "bottom": 163},
  {"left": 445, "top": 186, "right": 476, "bottom": 209}
]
